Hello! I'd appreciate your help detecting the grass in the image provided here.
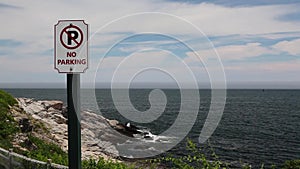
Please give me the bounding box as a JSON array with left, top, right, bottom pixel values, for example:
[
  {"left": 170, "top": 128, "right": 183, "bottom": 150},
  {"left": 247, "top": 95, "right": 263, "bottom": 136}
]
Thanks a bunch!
[
  {"left": 0, "top": 90, "right": 19, "bottom": 149},
  {"left": 145, "top": 138, "right": 227, "bottom": 169},
  {"left": 283, "top": 160, "right": 300, "bottom": 169},
  {"left": 82, "top": 158, "right": 135, "bottom": 169},
  {"left": 0, "top": 90, "right": 17, "bottom": 106},
  {"left": 22, "top": 135, "right": 68, "bottom": 165}
]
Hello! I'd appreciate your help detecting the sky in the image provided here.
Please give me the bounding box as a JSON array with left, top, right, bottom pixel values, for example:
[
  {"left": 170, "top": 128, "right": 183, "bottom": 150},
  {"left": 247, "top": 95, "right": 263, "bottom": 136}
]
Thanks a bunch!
[{"left": 0, "top": 0, "right": 299, "bottom": 88}]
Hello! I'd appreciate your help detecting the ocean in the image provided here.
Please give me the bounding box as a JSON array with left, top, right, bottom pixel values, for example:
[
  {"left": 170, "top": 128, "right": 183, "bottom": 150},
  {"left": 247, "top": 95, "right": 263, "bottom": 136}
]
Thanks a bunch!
[{"left": 3, "top": 89, "right": 300, "bottom": 168}]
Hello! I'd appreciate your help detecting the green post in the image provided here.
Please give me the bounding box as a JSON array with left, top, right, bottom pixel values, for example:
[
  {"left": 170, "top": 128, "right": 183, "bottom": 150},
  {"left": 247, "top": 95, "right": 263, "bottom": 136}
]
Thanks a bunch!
[
  {"left": 9, "top": 148, "right": 13, "bottom": 169},
  {"left": 67, "top": 74, "right": 81, "bottom": 169}
]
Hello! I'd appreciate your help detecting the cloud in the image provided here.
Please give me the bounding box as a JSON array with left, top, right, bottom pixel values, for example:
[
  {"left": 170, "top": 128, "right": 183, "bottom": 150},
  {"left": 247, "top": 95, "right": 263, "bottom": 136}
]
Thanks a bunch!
[
  {"left": 257, "top": 31, "right": 300, "bottom": 40},
  {"left": 166, "top": 0, "right": 300, "bottom": 7},
  {"left": 0, "top": 56, "right": 52, "bottom": 73},
  {"left": 225, "top": 60, "right": 300, "bottom": 72},
  {"left": 273, "top": 38, "right": 300, "bottom": 56},
  {"left": 1, "top": 0, "right": 300, "bottom": 85},
  {"left": 173, "top": 3, "right": 300, "bottom": 35},
  {"left": 118, "top": 40, "right": 179, "bottom": 53},
  {"left": 217, "top": 43, "right": 278, "bottom": 59},
  {"left": 223, "top": 60, "right": 300, "bottom": 84},
  {"left": 186, "top": 42, "right": 278, "bottom": 61},
  {"left": 1, "top": 0, "right": 300, "bottom": 41},
  {"left": 91, "top": 49, "right": 202, "bottom": 84},
  {"left": 0, "top": 2, "right": 20, "bottom": 9},
  {"left": 86, "top": 51, "right": 173, "bottom": 84}
]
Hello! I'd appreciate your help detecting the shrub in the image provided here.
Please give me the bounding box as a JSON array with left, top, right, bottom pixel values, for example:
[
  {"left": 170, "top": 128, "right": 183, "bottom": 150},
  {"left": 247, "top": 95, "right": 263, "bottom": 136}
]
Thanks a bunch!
[
  {"left": 283, "top": 159, "right": 300, "bottom": 169},
  {"left": 146, "top": 139, "right": 226, "bottom": 169},
  {"left": 0, "top": 90, "right": 19, "bottom": 149},
  {"left": 22, "top": 135, "right": 68, "bottom": 165},
  {"left": 0, "top": 90, "right": 17, "bottom": 106},
  {"left": 82, "top": 157, "right": 135, "bottom": 169}
]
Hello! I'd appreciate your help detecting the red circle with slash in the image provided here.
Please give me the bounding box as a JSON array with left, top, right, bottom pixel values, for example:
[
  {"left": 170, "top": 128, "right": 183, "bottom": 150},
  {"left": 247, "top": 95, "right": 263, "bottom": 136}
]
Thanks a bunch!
[{"left": 60, "top": 24, "right": 83, "bottom": 49}]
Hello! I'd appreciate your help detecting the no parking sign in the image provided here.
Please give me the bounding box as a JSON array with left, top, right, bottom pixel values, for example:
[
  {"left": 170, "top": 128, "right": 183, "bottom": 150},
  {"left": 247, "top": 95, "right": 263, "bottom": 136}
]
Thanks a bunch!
[
  {"left": 54, "top": 20, "right": 88, "bottom": 73},
  {"left": 54, "top": 20, "right": 88, "bottom": 169}
]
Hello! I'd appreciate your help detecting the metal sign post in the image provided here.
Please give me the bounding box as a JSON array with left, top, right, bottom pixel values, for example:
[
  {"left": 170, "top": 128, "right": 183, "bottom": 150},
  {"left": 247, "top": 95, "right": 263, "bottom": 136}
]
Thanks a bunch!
[
  {"left": 67, "top": 74, "right": 81, "bottom": 169},
  {"left": 54, "top": 20, "right": 88, "bottom": 169}
]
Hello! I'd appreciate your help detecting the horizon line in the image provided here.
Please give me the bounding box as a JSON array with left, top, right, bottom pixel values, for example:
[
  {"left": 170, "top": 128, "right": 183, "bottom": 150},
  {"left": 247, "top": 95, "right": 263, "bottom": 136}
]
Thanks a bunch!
[{"left": 0, "top": 82, "right": 299, "bottom": 90}]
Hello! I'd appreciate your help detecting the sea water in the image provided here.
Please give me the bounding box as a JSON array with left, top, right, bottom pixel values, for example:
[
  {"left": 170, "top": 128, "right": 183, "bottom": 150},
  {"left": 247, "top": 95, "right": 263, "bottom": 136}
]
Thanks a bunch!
[{"left": 4, "top": 89, "right": 300, "bottom": 167}]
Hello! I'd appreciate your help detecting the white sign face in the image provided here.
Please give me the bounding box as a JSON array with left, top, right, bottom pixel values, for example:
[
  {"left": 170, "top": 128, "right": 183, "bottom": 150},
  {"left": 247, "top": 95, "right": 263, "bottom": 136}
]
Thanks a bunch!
[{"left": 54, "top": 20, "right": 88, "bottom": 73}]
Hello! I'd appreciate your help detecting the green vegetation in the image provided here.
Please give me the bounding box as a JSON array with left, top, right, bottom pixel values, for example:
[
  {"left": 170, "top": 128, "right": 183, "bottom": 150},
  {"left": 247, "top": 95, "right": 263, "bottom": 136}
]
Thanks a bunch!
[
  {"left": 22, "top": 135, "right": 68, "bottom": 165},
  {"left": 82, "top": 158, "right": 135, "bottom": 169},
  {"left": 282, "top": 159, "right": 300, "bottom": 169},
  {"left": 0, "top": 90, "right": 17, "bottom": 106},
  {"left": 0, "top": 90, "right": 19, "bottom": 149},
  {"left": 146, "top": 139, "right": 226, "bottom": 169}
]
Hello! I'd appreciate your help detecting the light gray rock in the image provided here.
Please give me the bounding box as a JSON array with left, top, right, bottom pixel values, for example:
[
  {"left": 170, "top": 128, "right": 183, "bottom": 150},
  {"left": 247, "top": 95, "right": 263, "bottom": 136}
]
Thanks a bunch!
[
  {"left": 107, "top": 119, "right": 119, "bottom": 128},
  {"left": 38, "top": 111, "right": 47, "bottom": 118},
  {"left": 53, "top": 114, "right": 66, "bottom": 124},
  {"left": 17, "top": 98, "right": 45, "bottom": 114},
  {"left": 31, "top": 114, "right": 42, "bottom": 120},
  {"left": 82, "top": 128, "right": 95, "bottom": 138},
  {"left": 47, "top": 107, "right": 57, "bottom": 112},
  {"left": 16, "top": 98, "right": 121, "bottom": 160}
]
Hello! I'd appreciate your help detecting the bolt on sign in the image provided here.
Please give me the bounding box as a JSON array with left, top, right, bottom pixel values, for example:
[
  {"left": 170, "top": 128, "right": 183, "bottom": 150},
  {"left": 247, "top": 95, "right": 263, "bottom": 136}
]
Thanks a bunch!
[{"left": 54, "top": 20, "right": 88, "bottom": 73}]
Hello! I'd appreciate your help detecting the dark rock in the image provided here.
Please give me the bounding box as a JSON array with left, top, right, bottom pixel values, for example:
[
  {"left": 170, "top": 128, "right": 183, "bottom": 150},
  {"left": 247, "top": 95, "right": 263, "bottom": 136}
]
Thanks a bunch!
[
  {"left": 143, "top": 132, "right": 151, "bottom": 138},
  {"left": 19, "top": 118, "right": 33, "bottom": 133},
  {"left": 107, "top": 121, "right": 145, "bottom": 137},
  {"left": 46, "top": 101, "right": 63, "bottom": 110},
  {"left": 24, "top": 139, "right": 37, "bottom": 151},
  {"left": 125, "top": 122, "right": 141, "bottom": 134},
  {"left": 62, "top": 107, "right": 68, "bottom": 118},
  {"left": 0, "top": 164, "right": 6, "bottom": 169}
]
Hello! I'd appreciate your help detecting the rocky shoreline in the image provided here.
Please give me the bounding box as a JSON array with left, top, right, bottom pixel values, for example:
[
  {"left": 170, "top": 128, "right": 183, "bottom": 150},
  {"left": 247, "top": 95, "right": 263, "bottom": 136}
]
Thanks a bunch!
[{"left": 11, "top": 98, "right": 129, "bottom": 161}]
